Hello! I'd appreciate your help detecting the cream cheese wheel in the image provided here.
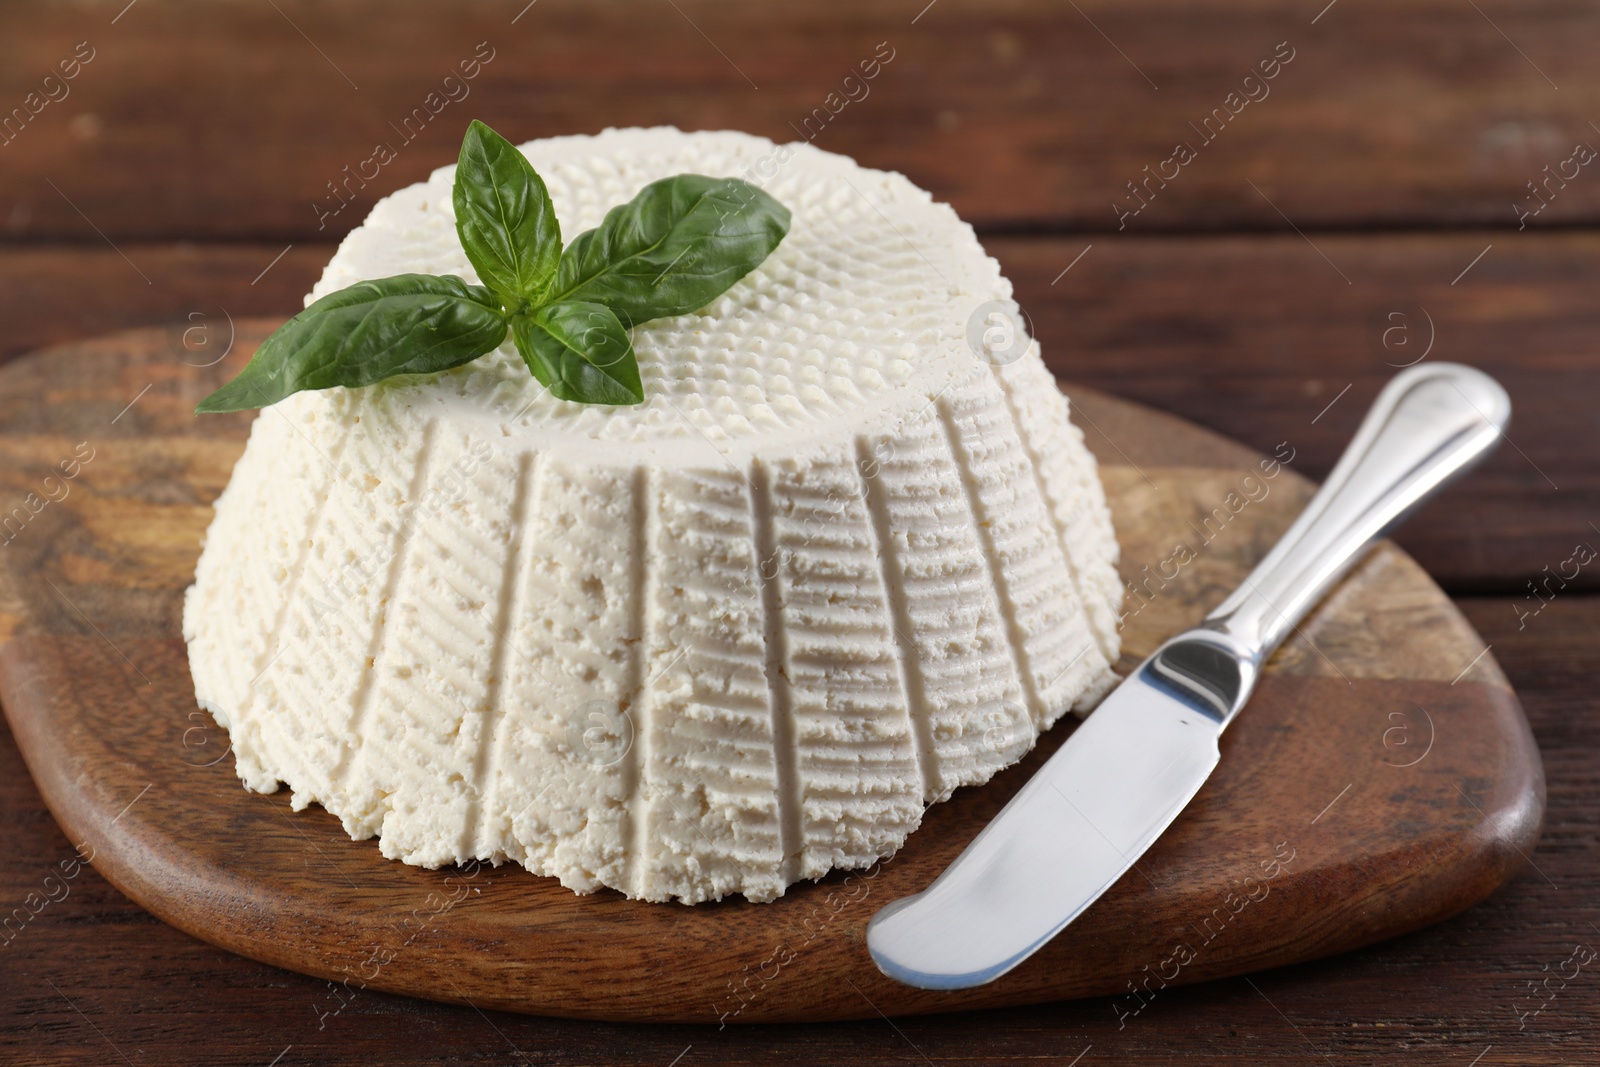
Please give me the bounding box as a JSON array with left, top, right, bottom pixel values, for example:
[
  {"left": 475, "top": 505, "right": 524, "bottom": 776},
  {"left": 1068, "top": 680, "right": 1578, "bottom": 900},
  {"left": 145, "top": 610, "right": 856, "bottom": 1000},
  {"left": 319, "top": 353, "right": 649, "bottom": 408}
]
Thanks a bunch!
[{"left": 183, "top": 128, "right": 1123, "bottom": 903}]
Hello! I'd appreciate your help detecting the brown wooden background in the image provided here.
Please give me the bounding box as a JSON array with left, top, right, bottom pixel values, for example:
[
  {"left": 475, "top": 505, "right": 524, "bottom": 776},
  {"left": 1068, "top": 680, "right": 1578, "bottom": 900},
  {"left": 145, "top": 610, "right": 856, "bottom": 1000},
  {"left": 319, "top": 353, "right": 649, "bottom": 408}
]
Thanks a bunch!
[{"left": 1, "top": 1, "right": 1596, "bottom": 1064}]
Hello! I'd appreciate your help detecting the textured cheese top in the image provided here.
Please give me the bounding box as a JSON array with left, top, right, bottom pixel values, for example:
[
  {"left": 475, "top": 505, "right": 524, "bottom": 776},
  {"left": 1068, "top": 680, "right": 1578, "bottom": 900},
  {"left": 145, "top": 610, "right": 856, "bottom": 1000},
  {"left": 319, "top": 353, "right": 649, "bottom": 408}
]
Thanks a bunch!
[{"left": 183, "top": 128, "right": 1124, "bottom": 903}]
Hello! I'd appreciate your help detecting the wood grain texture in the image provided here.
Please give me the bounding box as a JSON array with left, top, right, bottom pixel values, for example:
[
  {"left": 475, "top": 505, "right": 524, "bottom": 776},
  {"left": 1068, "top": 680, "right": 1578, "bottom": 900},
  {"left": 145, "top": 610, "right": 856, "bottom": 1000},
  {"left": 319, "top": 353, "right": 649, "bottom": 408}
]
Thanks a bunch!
[
  {"left": 0, "top": 0, "right": 1592, "bottom": 1059},
  {"left": 0, "top": 325, "right": 1542, "bottom": 1024},
  {"left": 1, "top": 0, "right": 1596, "bottom": 241},
  {"left": 1, "top": 594, "right": 1591, "bottom": 1064},
  {"left": 0, "top": 243, "right": 327, "bottom": 367},
  {"left": 3, "top": 231, "right": 1594, "bottom": 593},
  {"left": 988, "top": 231, "right": 1600, "bottom": 595}
]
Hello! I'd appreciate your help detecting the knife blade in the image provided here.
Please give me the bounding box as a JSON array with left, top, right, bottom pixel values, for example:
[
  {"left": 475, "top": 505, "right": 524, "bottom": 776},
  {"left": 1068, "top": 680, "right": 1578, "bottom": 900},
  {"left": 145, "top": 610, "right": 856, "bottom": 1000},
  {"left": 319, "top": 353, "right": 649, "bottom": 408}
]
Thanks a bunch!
[{"left": 867, "top": 362, "right": 1512, "bottom": 990}]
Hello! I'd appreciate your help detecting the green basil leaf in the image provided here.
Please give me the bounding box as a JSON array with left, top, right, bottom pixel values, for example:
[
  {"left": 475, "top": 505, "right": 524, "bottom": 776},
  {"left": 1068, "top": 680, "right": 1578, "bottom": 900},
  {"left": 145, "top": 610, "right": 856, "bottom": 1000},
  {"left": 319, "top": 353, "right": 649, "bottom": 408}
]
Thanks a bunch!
[
  {"left": 548, "top": 174, "right": 789, "bottom": 326},
  {"left": 512, "top": 301, "right": 643, "bottom": 406},
  {"left": 196, "top": 274, "right": 508, "bottom": 413},
  {"left": 454, "top": 119, "right": 561, "bottom": 304}
]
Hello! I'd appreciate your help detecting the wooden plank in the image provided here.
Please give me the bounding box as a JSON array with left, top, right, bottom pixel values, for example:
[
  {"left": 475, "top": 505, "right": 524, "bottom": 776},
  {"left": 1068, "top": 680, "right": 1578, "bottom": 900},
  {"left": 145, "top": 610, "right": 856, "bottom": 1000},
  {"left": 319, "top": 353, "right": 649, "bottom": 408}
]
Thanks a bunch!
[
  {"left": 0, "top": 323, "right": 1543, "bottom": 1023},
  {"left": 0, "top": 594, "right": 1590, "bottom": 1060},
  {"left": 0, "top": 243, "right": 325, "bottom": 367},
  {"left": 996, "top": 230, "right": 1600, "bottom": 594},
  {"left": 1, "top": 232, "right": 1593, "bottom": 591},
  {"left": 1, "top": 0, "right": 1597, "bottom": 240}
]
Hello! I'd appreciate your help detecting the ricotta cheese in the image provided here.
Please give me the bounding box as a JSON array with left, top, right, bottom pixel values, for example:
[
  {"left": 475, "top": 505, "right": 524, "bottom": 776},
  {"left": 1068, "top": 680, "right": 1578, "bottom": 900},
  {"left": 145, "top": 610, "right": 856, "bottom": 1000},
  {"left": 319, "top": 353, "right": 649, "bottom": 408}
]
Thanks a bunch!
[{"left": 183, "top": 128, "right": 1123, "bottom": 903}]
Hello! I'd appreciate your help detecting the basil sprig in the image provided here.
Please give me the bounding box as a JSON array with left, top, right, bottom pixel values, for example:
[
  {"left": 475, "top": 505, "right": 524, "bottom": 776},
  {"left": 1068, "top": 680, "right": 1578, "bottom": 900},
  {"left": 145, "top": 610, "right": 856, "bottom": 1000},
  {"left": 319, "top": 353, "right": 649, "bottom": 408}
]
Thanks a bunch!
[{"left": 197, "top": 120, "right": 790, "bottom": 413}]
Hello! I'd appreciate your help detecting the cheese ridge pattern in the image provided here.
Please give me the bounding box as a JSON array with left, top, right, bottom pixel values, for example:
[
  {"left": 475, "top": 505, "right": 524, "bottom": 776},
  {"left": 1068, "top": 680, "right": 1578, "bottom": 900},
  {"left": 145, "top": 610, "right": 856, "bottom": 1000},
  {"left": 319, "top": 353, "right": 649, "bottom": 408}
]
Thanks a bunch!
[{"left": 184, "top": 128, "right": 1123, "bottom": 903}]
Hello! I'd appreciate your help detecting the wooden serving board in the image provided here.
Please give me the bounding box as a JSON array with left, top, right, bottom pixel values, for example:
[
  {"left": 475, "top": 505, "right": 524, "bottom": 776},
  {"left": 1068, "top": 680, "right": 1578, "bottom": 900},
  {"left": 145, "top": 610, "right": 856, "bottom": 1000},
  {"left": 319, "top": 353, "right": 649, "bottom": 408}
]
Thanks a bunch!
[{"left": 0, "top": 323, "right": 1542, "bottom": 1024}]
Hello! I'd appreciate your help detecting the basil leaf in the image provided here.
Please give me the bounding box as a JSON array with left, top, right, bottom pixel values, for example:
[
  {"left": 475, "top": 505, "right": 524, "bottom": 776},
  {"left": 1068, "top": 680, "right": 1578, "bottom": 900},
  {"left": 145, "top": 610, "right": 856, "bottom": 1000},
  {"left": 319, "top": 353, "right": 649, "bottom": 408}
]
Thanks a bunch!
[
  {"left": 454, "top": 119, "right": 561, "bottom": 304},
  {"left": 196, "top": 274, "right": 508, "bottom": 413},
  {"left": 512, "top": 301, "right": 643, "bottom": 406},
  {"left": 548, "top": 174, "right": 789, "bottom": 326}
]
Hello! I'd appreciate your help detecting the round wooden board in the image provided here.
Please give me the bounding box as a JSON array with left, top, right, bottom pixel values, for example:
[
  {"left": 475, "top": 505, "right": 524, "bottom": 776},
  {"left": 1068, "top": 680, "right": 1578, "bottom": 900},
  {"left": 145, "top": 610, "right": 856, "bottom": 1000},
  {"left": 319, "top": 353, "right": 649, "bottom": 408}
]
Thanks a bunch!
[{"left": 0, "top": 323, "right": 1542, "bottom": 1024}]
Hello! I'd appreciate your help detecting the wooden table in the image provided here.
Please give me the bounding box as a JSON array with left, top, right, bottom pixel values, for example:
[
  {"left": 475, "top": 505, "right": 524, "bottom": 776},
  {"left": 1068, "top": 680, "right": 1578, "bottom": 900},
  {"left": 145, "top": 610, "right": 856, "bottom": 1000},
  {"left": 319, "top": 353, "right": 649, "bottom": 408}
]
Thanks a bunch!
[{"left": 2, "top": 1, "right": 1596, "bottom": 1063}]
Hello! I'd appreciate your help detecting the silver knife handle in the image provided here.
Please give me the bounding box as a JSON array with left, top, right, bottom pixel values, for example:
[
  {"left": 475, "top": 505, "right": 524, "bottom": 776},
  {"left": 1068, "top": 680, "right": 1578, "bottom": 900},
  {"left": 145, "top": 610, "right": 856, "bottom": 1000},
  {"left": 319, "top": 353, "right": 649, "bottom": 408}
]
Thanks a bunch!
[{"left": 1202, "top": 362, "right": 1510, "bottom": 665}]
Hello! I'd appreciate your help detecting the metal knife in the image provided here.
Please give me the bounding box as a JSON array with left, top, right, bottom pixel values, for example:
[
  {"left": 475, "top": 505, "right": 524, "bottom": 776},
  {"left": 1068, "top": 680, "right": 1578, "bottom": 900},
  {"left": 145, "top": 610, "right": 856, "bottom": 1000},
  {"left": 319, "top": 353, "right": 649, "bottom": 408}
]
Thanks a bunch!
[{"left": 866, "top": 361, "right": 1511, "bottom": 990}]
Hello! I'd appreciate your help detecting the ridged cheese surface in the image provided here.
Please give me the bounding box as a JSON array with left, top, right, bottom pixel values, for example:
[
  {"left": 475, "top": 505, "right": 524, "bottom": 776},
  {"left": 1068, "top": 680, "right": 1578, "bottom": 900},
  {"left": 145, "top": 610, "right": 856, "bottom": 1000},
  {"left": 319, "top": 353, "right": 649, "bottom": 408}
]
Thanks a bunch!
[{"left": 183, "top": 128, "right": 1123, "bottom": 903}]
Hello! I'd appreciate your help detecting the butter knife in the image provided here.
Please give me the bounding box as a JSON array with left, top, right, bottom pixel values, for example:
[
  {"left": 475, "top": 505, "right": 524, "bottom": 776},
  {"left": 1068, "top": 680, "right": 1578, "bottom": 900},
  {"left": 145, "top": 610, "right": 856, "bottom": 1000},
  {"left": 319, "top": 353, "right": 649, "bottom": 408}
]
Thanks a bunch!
[{"left": 866, "top": 361, "right": 1511, "bottom": 990}]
